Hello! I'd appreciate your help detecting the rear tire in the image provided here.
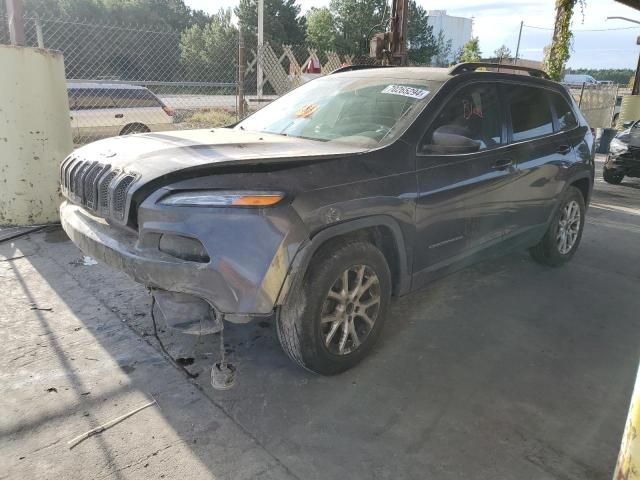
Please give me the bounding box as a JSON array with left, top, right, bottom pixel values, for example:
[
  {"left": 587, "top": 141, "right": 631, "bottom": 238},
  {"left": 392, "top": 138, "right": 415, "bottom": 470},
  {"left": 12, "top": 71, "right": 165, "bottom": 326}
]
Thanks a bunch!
[
  {"left": 120, "top": 124, "right": 150, "bottom": 135},
  {"left": 530, "top": 186, "right": 585, "bottom": 267},
  {"left": 276, "top": 241, "right": 391, "bottom": 375},
  {"left": 603, "top": 168, "right": 624, "bottom": 185}
]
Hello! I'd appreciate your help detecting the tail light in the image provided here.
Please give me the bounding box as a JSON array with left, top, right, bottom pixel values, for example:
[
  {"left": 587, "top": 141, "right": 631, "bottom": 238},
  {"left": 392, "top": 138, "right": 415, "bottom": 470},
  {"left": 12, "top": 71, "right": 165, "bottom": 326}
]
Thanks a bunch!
[{"left": 162, "top": 106, "right": 174, "bottom": 116}]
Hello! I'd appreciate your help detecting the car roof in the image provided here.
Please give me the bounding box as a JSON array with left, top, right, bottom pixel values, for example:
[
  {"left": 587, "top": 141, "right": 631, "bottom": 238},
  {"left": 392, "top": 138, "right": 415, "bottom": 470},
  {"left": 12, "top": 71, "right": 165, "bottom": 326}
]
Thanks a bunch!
[
  {"left": 331, "top": 66, "right": 557, "bottom": 88},
  {"left": 67, "top": 82, "right": 147, "bottom": 90},
  {"left": 332, "top": 66, "right": 452, "bottom": 82}
]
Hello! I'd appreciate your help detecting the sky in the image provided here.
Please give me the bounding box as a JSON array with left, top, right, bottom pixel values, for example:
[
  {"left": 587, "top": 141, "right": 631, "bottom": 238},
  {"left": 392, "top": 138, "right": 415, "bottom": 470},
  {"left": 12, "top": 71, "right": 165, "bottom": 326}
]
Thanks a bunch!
[{"left": 184, "top": 0, "right": 640, "bottom": 69}]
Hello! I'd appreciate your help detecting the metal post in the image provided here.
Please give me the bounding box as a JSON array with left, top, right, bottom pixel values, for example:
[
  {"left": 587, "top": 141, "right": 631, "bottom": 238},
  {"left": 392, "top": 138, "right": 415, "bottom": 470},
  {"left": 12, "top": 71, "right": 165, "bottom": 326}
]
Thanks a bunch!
[
  {"left": 35, "top": 15, "right": 44, "bottom": 48},
  {"left": 633, "top": 52, "right": 640, "bottom": 96},
  {"left": 514, "top": 20, "right": 523, "bottom": 66},
  {"left": 257, "top": 0, "right": 264, "bottom": 98},
  {"left": 578, "top": 82, "right": 586, "bottom": 108},
  {"left": 5, "top": 0, "right": 26, "bottom": 46},
  {"left": 613, "top": 361, "right": 640, "bottom": 480},
  {"left": 238, "top": 27, "right": 246, "bottom": 120}
]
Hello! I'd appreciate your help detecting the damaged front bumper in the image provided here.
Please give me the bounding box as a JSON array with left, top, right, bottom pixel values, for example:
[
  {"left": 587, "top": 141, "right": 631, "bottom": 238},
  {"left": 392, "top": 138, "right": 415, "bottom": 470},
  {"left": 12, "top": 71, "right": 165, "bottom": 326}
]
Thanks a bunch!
[{"left": 60, "top": 200, "right": 308, "bottom": 332}]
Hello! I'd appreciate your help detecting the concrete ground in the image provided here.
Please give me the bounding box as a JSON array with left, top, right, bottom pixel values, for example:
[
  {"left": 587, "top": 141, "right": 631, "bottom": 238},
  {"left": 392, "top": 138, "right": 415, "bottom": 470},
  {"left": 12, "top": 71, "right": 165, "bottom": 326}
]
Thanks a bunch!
[{"left": 2, "top": 156, "right": 639, "bottom": 480}]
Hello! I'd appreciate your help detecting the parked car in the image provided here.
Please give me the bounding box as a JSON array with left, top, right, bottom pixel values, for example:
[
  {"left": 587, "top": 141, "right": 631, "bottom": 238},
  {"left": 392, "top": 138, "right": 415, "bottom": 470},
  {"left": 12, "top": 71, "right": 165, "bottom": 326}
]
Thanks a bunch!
[
  {"left": 604, "top": 120, "right": 640, "bottom": 184},
  {"left": 59, "top": 63, "right": 595, "bottom": 375},
  {"left": 562, "top": 74, "right": 598, "bottom": 87},
  {"left": 67, "top": 83, "right": 174, "bottom": 143}
]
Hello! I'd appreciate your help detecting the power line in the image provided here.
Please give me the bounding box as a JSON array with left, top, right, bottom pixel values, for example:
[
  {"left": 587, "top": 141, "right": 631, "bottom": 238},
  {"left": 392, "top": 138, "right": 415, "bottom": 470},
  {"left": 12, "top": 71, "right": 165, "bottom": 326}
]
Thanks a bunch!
[{"left": 523, "top": 24, "right": 640, "bottom": 32}]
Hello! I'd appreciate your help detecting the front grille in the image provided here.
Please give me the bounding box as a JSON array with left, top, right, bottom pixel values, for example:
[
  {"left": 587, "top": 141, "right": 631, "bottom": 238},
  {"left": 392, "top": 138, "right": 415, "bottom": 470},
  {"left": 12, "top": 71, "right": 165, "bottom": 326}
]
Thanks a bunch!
[
  {"left": 60, "top": 156, "right": 137, "bottom": 222},
  {"left": 98, "top": 170, "right": 119, "bottom": 214},
  {"left": 113, "top": 174, "right": 136, "bottom": 220}
]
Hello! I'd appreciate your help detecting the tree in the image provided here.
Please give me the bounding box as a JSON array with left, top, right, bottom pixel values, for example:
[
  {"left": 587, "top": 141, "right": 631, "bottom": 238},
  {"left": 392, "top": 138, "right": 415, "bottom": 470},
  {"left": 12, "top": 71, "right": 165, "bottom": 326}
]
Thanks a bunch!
[
  {"left": 305, "top": 7, "right": 339, "bottom": 52},
  {"left": 544, "top": 0, "right": 586, "bottom": 81},
  {"left": 25, "top": 0, "right": 209, "bottom": 31},
  {"left": 407, "top": 0, "right": 438, "bottom": 64},
  {"left": 329, "top": 0, "right": 388, "bottom": 54},
  {"left": 180, "top": 9, "right": 238, "bottom": 82},
  {"left": 452, "top": 47, "right": 463, "bottom": 64},
  {"left": 565, "top": 68, "right": 634, "bottom": 85},
  {"left": 460, "top": 37, "right": 481, "bottom": 63},
  {"left": 432, "top": 31, "right": 453, "bottom": 67},
  {"left": 493, "top": 44, "right": 512, "bottom": 64},
  {"left": 236, "top": 0, "right": 306, "bottom": 48}
]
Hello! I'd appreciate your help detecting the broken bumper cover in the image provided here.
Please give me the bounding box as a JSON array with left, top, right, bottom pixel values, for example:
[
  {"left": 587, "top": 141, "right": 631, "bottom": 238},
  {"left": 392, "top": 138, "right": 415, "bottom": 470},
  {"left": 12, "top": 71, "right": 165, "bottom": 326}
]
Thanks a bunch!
[{"left": 60, "top": 201, "right": 307, "bottom": 320}]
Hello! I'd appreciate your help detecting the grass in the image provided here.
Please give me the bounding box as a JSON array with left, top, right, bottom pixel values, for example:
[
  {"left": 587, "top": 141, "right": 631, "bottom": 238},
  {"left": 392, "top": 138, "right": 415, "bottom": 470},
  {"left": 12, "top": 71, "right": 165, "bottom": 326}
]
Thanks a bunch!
[{"left": 183, "top": 108, "right": 237, "bottom": 128}]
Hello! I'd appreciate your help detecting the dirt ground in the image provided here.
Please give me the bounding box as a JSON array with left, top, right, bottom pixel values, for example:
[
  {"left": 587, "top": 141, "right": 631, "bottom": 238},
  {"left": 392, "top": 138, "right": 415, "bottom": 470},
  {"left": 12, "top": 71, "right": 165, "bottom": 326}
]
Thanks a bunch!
[{"left": 2, "top": 155, "right": 640, "bottom": 480}]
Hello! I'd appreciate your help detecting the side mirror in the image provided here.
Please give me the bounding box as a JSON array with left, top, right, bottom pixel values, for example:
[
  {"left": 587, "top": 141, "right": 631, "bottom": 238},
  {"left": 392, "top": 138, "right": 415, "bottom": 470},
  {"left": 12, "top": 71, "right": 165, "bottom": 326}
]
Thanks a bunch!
[
  {"left": 423, "top": 125, "right": 481, "bottom": 154},
  {"left": 623, "top": 120, "right": 634, "bottom": 129}
]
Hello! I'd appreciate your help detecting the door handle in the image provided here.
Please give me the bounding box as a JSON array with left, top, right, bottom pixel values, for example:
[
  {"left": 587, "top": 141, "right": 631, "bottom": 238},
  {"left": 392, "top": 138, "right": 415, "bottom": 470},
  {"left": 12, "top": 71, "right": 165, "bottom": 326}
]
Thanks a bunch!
[
  {"left": 492, "top": 158, "right": 513, "bottom": 170},
  {"left": 115, "top": 113, "right": 124, "bottom": 118},
  {"left": 557, "top": 144, "right": 572, "bottom": 155}
]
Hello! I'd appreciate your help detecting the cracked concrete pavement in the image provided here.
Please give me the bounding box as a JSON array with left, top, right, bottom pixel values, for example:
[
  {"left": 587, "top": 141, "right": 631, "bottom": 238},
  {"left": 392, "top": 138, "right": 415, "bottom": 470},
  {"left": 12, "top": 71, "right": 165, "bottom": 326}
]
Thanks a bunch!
[{"left": 1, "top": 156, "right": 640, "bottom": 479}]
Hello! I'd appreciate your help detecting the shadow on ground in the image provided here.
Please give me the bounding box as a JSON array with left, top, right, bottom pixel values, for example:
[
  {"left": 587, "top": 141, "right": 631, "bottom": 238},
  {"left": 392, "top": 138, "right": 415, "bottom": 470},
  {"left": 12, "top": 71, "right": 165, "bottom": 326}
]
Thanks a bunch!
[{"left": 2, "top": 160, "right": 640, "bottom": 479}]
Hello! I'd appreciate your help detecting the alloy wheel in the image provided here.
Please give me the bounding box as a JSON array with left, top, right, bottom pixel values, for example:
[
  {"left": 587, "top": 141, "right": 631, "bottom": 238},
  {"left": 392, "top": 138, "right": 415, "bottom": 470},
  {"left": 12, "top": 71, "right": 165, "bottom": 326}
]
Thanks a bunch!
[
  {"left": 557, "top": 200, "right": 581, "bottom": 255},
  {"left": 320, "top": 265, "right": 381, "bottom": 355}
]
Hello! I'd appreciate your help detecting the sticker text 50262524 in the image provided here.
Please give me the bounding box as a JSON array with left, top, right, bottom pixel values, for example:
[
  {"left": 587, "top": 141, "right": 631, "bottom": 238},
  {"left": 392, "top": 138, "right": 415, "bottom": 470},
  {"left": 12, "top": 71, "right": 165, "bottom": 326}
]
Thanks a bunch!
[{"left": 381, "top": 85, "right": 430, "bottom": 99}]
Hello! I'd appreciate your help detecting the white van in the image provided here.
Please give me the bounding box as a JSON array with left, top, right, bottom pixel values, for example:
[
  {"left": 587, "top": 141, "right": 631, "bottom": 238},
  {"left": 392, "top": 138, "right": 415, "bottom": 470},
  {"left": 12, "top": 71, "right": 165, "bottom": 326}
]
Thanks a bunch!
[
  {"left": 68, "top": 83, "right": 174, "bottom": 143},
  {"left": 562, "top": 74, "right": 598, "bottom": 87}
]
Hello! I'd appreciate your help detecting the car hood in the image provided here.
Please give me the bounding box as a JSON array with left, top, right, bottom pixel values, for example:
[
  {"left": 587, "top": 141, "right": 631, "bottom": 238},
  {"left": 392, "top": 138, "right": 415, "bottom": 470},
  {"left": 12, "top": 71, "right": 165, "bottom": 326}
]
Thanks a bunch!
[{"left": 73, "top": 128, "right": 372, "bottom": 179}]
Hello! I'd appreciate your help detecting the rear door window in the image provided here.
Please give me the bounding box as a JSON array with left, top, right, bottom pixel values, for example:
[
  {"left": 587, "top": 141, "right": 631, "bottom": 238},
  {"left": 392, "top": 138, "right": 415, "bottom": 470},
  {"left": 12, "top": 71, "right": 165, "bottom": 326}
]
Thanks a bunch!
[
  {"left": 421, "top": 83, "right": 503, "bottom": 154},
  {"left": 69, "top": 88, "right": 116, "bottom": 110},
  {"left": 549, "top": 92, "right": 578, "bottom": 131},
  {"left": 506, "top": 85, "right": 553, "bottom": 141},
  {"left": 111, "top": 88, "right": 161, "bottom": 108}
]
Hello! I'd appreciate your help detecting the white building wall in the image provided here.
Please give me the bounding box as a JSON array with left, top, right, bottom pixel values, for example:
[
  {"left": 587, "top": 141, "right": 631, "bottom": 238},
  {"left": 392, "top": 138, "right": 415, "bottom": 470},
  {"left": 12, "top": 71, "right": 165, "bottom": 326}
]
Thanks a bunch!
[{"left": 427, "top": 10, "right": 473, "bottom": 64}]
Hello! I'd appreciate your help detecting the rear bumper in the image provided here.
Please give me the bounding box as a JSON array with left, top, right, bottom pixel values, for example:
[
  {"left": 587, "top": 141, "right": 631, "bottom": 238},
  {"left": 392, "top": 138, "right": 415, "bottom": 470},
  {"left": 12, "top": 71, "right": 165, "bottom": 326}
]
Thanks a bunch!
[{"left": 60, "top": 200, "right": 307, "bottom": 316}]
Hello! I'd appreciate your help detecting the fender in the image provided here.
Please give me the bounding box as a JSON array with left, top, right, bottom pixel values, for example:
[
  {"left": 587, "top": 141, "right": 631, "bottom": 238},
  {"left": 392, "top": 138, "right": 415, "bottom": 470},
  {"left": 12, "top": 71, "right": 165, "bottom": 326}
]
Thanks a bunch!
[
  {"left": 275, "top": 215, "right": 411, "bottom": 307},
  {"left": 543, "top": 167, "right": 594, "bottom": 229}
]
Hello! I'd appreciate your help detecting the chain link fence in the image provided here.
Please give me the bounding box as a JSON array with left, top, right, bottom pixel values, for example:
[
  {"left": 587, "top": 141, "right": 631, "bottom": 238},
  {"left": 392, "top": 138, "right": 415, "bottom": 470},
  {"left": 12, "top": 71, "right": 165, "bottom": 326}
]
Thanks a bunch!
[
  {"left": 2, "top": 15, "right": 239, "bottom": 145},
  {"left": 1, "top": 14, "right": 381, "bottom": 145},
  {"left": 568, "top": 83, "right": 619, "bottom": 129}
]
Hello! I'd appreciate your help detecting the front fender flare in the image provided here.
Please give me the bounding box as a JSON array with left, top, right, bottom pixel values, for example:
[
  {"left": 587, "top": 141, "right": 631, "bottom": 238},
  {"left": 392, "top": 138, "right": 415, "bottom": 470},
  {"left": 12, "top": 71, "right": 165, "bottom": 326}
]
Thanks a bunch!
[{"left": 275, "top": 215, "right": 410, "bottom": 307}]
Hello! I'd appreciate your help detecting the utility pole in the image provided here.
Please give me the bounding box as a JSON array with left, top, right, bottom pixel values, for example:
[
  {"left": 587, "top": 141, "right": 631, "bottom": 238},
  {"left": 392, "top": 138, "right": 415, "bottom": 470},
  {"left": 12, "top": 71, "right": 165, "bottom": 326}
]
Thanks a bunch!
[
  {"left": 514, "top": 20, "right": 523, "bottom": 66},
  {"left": 5, "top": 0, "right": 26, "bottom": 46},
  {"left": 257, "top": 0, "right": 264, "bottom": 99}
]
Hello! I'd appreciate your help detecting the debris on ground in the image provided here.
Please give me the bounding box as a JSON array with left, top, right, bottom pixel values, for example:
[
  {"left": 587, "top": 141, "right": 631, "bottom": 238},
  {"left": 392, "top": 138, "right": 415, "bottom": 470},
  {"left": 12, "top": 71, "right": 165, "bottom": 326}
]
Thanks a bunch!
[
  {"left": 69, "top": 256, "right": 98, "bottom": 266},
  {"left": 68, "top": 396, "right": 158, "bottom": 449},
  {"left": 46, "top": 387, "right": 58, "bottom": 393},
  {"left": 30, "top": 304, "right": 53, "bottom": 312}
]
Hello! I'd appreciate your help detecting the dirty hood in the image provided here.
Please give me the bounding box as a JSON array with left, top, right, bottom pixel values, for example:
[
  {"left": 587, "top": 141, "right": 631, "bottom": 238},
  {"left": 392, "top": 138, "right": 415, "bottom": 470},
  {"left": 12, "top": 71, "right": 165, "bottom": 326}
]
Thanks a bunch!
[{"left": 74, "top": 128, "right": 371, "bottom": 180}]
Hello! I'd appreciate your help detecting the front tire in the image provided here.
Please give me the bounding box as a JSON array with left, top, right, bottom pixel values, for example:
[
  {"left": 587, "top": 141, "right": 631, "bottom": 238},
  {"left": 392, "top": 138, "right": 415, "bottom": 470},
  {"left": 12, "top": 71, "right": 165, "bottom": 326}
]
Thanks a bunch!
[
  {"left": 603, "top": 168, "right": 624, "bottom": 185},
  {"left": 530, "top": 186, "right": 585, "bottom": 267},
  {"left": 276, "top": 241, "right": 391, "bottom": 375}
]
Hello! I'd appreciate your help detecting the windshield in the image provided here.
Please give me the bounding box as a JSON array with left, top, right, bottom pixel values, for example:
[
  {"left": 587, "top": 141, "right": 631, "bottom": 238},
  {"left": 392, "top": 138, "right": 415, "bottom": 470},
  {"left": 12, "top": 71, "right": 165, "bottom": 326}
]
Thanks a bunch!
[{"left": 236, "top": 75, "right": 442, "bottom": 147}]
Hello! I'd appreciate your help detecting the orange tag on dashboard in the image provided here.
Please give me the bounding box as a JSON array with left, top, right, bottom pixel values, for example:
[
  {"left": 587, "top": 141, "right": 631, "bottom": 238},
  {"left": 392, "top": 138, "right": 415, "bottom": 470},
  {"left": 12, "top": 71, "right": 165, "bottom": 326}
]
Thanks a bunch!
[{"left": 295, "top": 104, "right": 318, "bottom": 118}]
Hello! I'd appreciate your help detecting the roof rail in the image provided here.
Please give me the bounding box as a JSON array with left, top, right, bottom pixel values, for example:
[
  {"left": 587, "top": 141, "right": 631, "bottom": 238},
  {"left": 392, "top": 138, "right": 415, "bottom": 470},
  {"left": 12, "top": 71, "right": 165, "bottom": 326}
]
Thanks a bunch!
[
  {"left": 448, "top": 62, "right": 550, "bottom": 80},
  {"left": 331, "top": 64, "right": 395, "bottom": 74}
]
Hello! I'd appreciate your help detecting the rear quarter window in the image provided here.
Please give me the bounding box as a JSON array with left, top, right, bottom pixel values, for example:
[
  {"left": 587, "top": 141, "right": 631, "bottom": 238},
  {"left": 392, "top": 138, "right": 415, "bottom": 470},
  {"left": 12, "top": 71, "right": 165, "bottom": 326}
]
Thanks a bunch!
[
  {"left": 506, "top": 85, "right": 553, "bottom": 142},
  {"left": 550, "top": 92, "right": 578, "bottom": 131}
]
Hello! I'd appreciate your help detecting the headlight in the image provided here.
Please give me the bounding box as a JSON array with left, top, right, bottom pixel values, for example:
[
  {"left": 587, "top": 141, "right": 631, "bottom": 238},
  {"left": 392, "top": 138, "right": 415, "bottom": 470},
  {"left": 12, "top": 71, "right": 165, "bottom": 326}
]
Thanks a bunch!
[
  {"left": 609, "top": 137, "right": 628, "bottom": 156},
  {"left": 159, "top": 190, "right": 285, "bottom": 207}
]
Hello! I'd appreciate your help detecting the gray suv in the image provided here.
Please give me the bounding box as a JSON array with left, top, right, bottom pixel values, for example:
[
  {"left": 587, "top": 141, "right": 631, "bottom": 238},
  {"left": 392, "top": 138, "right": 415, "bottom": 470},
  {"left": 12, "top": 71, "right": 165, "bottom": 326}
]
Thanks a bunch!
[{"left": 60, "top": 63, "right": 595, "bottom": 375}]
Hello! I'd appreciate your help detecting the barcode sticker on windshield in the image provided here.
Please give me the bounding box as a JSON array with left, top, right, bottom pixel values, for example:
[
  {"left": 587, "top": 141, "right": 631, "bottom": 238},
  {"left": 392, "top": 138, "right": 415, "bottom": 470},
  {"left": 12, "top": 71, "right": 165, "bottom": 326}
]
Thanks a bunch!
[{"left": 381, "top": 85, "right": 429, "bottom": 99}]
